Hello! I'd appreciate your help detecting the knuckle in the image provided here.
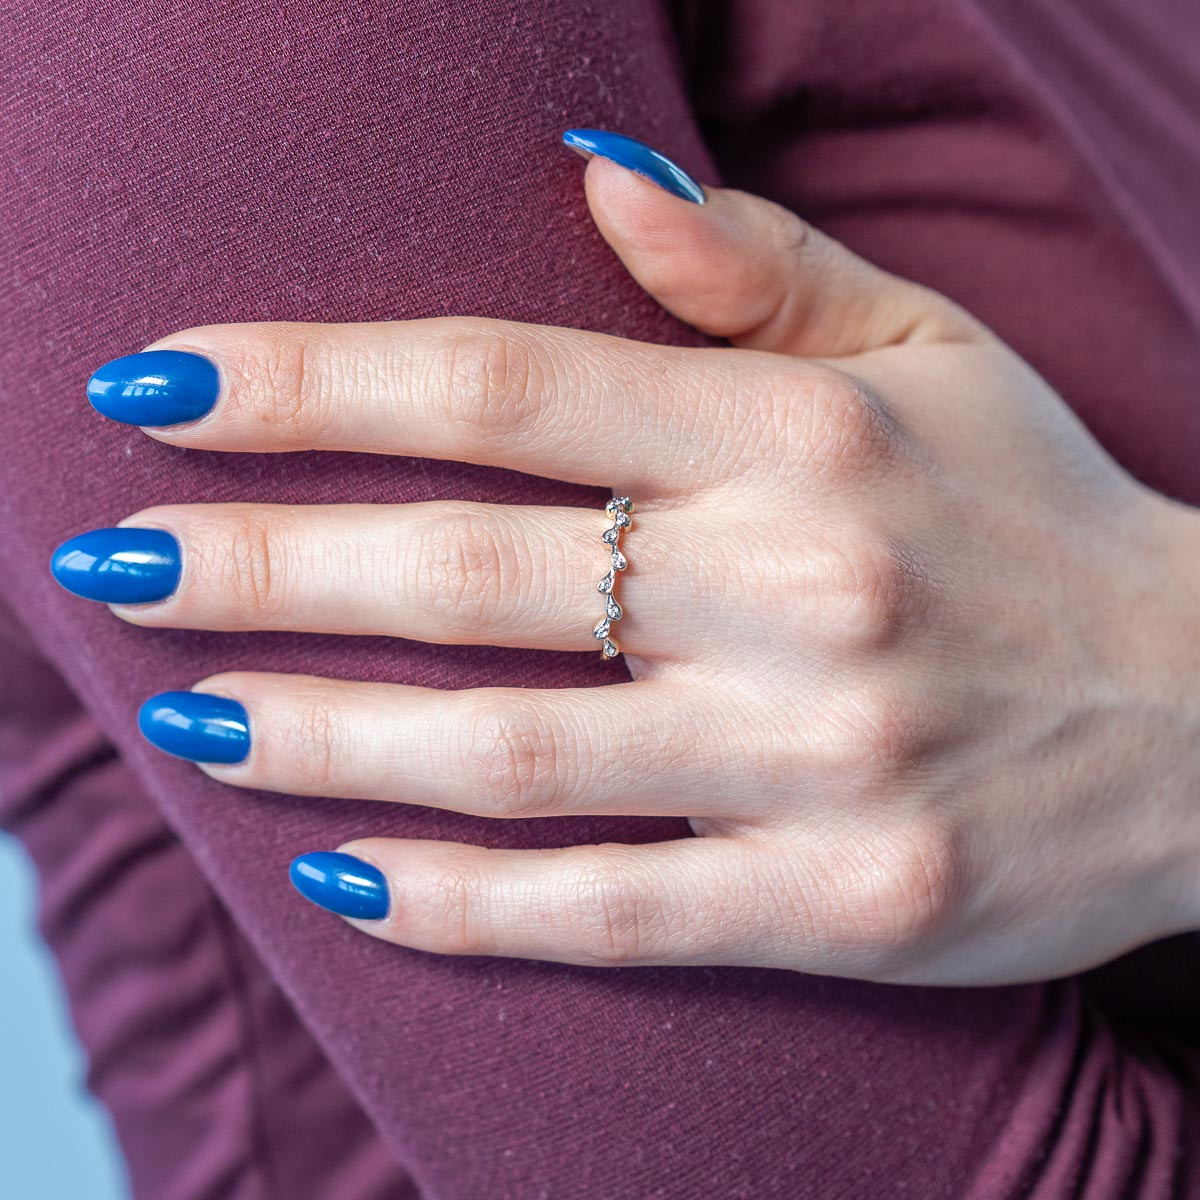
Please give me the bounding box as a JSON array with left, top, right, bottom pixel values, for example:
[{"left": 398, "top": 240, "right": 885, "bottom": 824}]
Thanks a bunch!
[
  {"left": 460, "top": 693, "right": 568, "bottom": 818},
  {"left": 413, "top": 510, "right": 522, "bottom": 637},
  {"left": 813, "top": 530, "right": 928, "bottom": 652},
  {"left": 809, "top": 682, "right": 927, "bottom": 784},
  {"left": 236, "top": 324, "right": 337, "bottom": 444},
  {"left": 435, "top": 322, "right": 543, "bottom": 445},
  {"left": 565, "top": 855, "right": 667, "bottom": 966},
  {"left": 421, "top": 858, "right": 490, "bottom": 956},
  {"left": 766, "top": 204, "right": 816, "bottom": 261},
  {"left": 779, "top": 367, "right": 900, "bottom": 477},
  {"left": 283, "top": 696, "right": 347, "bottom": 792},
  {"left": 826, "top": 821, "right": 962, "bottom": 956},
  {"left": 752, "top": 528, "right": 931, "bottom": 656},
  {"left": 206, "top": 512, "right": 287, "bottom": 621}
]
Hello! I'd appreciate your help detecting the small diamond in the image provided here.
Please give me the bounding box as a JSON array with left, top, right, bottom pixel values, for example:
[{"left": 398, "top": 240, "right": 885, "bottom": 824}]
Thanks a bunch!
[
  {"left": 611, "top": 548, "right": 627, "bottom": 571},
  {"left": 597, "top": 569, "right": 614, "bottom": 594},
  {"left": 601, "top": 526, "right": 620, "bottom": 545},
  {"left": 601, "top": 638, "right": 620, "bottom": 660},
  {"left": 613, "top": 510, "right": 630, "bottom": 528},
  {"left": 593, "top": 616, "right": 611, "bottom": 640},
  {"left": 606, "top": 595, "right": 622, "bottom": 621}
]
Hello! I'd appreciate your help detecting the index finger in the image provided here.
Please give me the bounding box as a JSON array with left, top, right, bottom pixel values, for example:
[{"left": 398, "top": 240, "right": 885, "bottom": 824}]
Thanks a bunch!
[{"left": 87, "top": 317, "right": 774, "bottom": 495}]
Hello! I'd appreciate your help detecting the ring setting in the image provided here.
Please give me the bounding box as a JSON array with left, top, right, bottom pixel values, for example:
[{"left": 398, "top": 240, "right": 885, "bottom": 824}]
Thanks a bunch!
[{"left": 594, "top": 495, "right": 633, "bottom": 660}]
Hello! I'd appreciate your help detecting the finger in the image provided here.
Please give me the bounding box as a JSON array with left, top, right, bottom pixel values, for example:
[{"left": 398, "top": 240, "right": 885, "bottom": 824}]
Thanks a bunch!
[
  {"left": 291, "top": 836, "right": 795, "bottom": 968},
  {"left": 144, "top": 674, "right": 746, "bottom": 821},
  {"left": 579, "top": 152, "right": 987, "bottom": 357},
  {"left": 98, "top": 500, "right": 706, "bottom": 657},
  {"left": 112, "top": 316, "right": 771, "bottom": 496}
]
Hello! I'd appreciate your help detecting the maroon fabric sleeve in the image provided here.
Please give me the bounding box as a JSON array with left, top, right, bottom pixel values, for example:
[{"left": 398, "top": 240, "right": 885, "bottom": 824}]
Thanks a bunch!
[
  {"left": 2, "top": 1, "right": 1199, "bottom": 1197},
  {"left": 0, "top": 600, "right": 417, "bottom": 1198}
]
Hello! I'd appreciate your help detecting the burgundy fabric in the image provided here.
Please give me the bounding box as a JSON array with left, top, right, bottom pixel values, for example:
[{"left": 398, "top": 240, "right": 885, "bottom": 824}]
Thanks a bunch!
[
  {"left": 2, "top": 1, "right": 1199, "bottom": 1197},
  {"left": 0, "top": 599, "right": 416, "bottom": 1200}
]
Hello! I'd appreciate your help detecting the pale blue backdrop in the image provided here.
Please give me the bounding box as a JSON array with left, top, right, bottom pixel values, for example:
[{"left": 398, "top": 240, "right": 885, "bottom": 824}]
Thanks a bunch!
[{"left": 0, "top": 834, "right": 128, "bottom": 1198}]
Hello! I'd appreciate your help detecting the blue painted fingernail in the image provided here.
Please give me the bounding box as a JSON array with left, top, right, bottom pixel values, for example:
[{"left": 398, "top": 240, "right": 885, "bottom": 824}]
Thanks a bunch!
[
  {"left": 87, "top": 349, "right": 220, "bottom": 427},
  {"left": 562, "top": 129, "right": 705, "bottom": 205},
  {"left": 290, "top": 852, "right": 389, "bottom": 921},
  {"left": 50, "top": 528, "right": 181, "bottom": 604},
  {"left": 138, "top": 691, "right": 250, "bottom": 764}
]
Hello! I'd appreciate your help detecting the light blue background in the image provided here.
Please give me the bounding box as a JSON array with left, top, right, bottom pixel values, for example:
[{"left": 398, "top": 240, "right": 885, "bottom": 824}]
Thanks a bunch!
[{"left": 0, "top": 835, "right": 128, "bottom": 1199}]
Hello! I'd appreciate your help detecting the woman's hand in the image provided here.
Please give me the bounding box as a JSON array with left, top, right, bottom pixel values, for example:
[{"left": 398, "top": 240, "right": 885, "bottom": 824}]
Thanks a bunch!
[{"left": 53, "top": 136, "right": 1200, "bottom": 984}]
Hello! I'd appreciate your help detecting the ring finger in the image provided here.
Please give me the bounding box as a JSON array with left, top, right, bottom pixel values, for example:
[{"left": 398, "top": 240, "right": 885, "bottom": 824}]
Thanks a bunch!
[{"left": 141, "top": 673, "right": 754, "bottom": 821}]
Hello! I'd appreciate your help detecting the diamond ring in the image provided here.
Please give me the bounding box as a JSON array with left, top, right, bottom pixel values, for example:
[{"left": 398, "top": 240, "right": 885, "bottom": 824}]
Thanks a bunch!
[{"left": 594, "top": 495, "right": 633, "bottom": 661}]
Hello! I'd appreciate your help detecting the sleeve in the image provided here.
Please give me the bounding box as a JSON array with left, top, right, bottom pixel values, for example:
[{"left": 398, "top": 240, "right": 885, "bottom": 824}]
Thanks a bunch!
[
  {"left": 2, "top": 0, "right": 1198, "bottom": 1196},
  {"left": 0, "top": 598, "right": 417, "bottom": 1199}
]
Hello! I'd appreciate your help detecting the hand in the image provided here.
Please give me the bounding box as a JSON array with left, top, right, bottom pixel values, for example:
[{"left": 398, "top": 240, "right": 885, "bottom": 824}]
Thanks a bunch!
[{"left": 55, "top": 136, "right": 1200, "bottom": 984}]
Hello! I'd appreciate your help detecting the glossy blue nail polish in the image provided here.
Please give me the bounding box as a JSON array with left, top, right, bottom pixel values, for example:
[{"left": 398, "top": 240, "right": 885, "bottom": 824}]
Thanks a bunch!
[
  {"left": 50, "top": 528, "right": 181, "bottom": 604},
  {"left": 138, "top": 691, "right": 250, "bottom": 764},
  {"left": 562, "top": 128, "right": 705, "bottom": 205},
  {"left": 87, "top": 349, "right": 220, "bottom": 427},
  {"left": 290, "top": 852, "right": 390, "bottom": 920}
]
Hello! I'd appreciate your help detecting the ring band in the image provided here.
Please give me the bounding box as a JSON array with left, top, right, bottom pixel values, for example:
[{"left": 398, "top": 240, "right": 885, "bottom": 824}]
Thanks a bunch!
[{"left": 594, "top": 495, "right": 633, "bottom": 661}]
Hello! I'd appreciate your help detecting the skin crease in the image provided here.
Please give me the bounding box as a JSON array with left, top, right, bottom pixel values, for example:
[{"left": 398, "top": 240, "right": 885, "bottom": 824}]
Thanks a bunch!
[{"left": 95, "top": 155, "right": 1200, "bottom": 985}]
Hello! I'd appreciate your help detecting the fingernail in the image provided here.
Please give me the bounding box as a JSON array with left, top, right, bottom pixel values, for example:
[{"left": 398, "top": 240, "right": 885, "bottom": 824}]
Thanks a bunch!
[
  {"left": 562, "top": 128, "right": 705, "bottom": 204},
  {"left": 87, "top": 349, "right": 220, "bottom": 427},
  {"left": 138, "top": 691, "right": 250, "bottom": 764},
  {"left": 50, "top": 528, "right": 181, "bottom": 604},
  {"left": 289, "top": 852, "right": 389, "bottom": 920}
]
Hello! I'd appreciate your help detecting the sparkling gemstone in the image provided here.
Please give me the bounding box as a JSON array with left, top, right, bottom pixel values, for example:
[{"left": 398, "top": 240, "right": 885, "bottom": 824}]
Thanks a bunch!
[
  {"left": 606, "top": 595, "right": 622, "bottom": 621},
  {"left": 602, "top": 526, "right": 620, "bottom": 545},
  {"left": 611, "top": 548, "right": 627, "bottom": 571},
  {"left": 601, "top": 638, "right": 620, "bottom": 659},
  {"left": 613, "top": 510, "right": 630, "bottom": 528},
  {"left": 597, "top": 569, "right": 614, "bottom": 594},
  {"left": 593, "top": 616, "right": 611, "bottom": 640}
]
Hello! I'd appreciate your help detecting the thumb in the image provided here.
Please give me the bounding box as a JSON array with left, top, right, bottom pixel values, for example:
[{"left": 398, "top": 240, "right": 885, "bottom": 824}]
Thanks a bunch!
[{"left": 566, "top": 131, "right": 984, "bottom": 357}]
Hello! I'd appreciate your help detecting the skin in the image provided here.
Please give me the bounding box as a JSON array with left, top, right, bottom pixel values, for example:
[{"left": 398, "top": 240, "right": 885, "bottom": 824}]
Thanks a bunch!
[{"left": 103, "top": 157, "right": 1200, "bottom": 985}]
